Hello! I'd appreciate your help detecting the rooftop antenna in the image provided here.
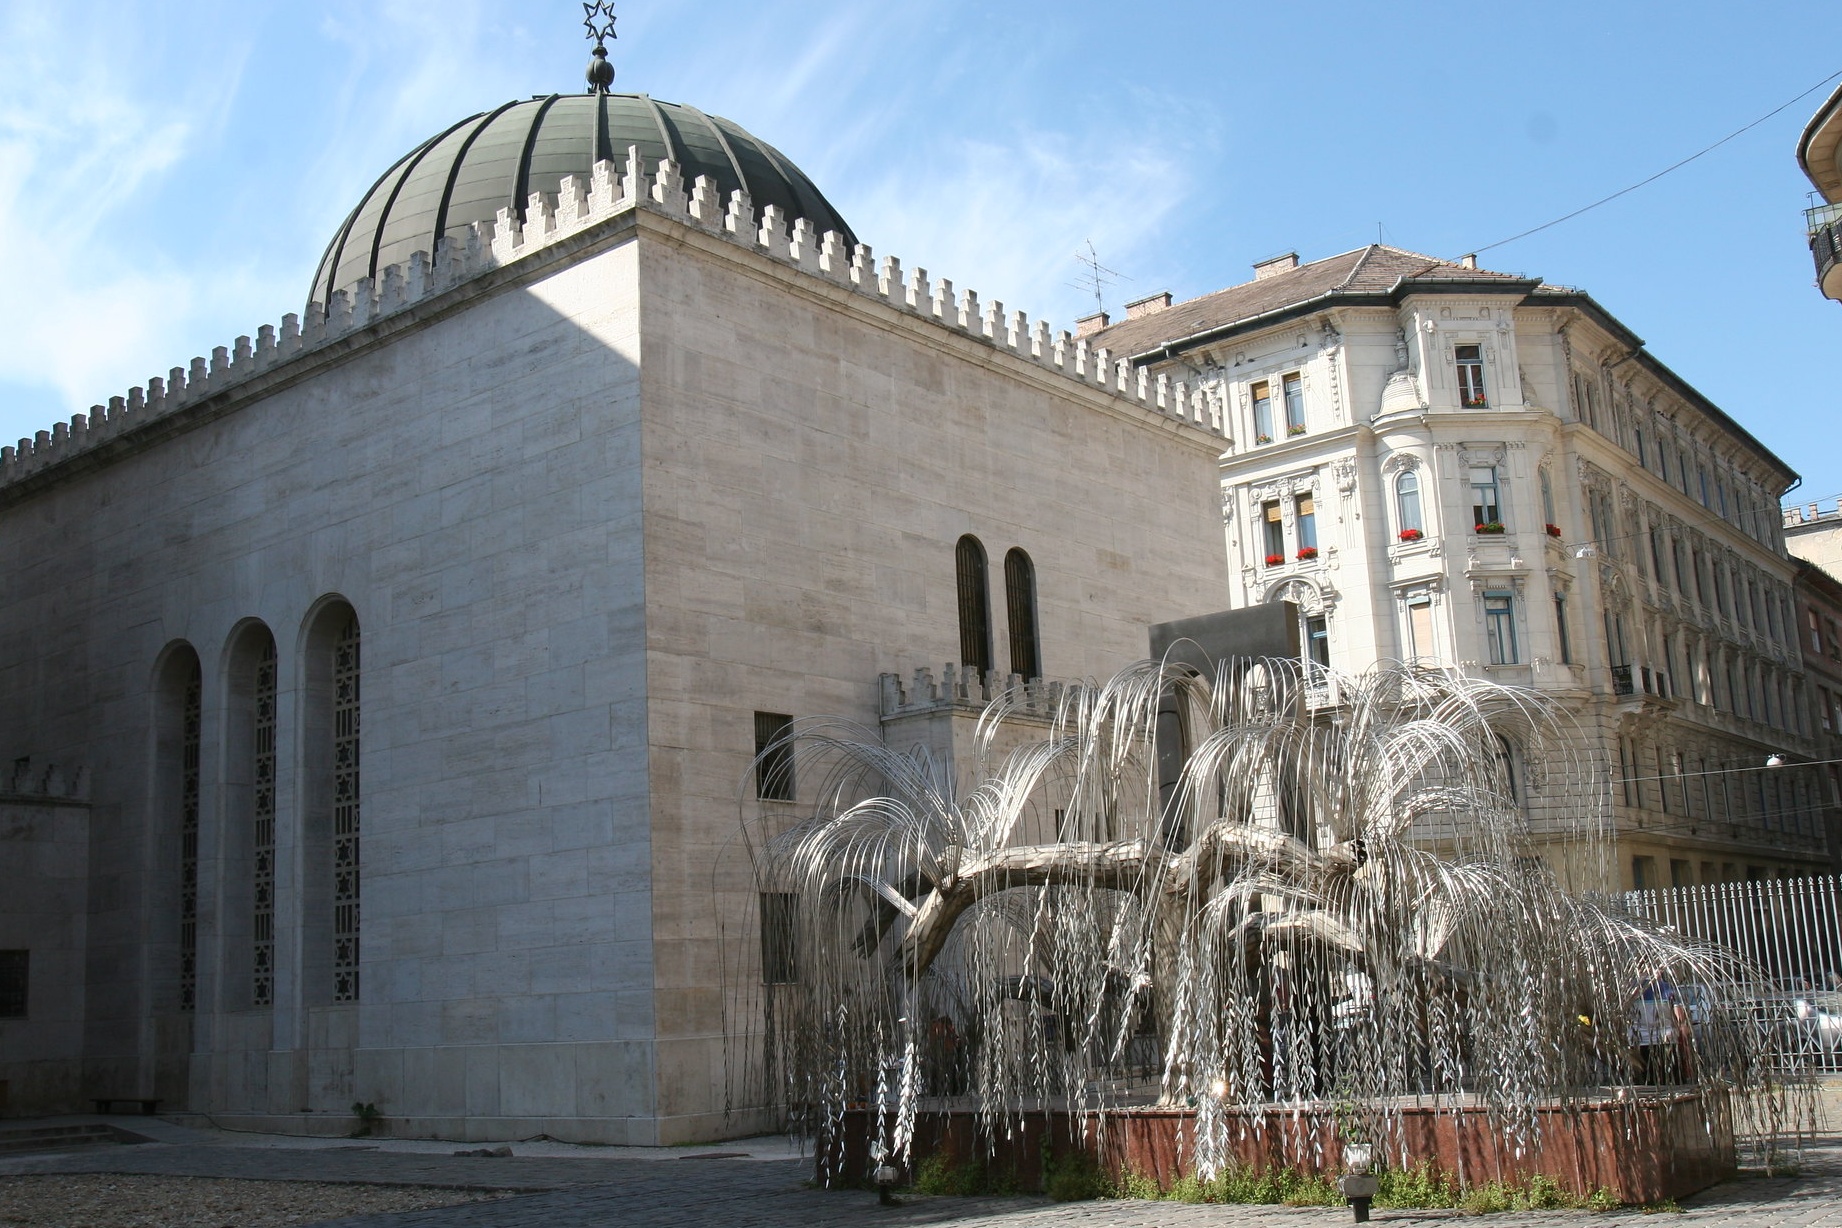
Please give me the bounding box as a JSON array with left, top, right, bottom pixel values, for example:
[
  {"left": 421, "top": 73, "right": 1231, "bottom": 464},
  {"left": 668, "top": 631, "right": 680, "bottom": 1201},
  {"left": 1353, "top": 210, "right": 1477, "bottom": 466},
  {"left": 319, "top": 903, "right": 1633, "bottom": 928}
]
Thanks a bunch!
[
  {"left": 1069, "top": 240, "right": 1128, "bottom": 317},
  {"left": 584, "top": 1, "right": 617, "bottom": 95}
]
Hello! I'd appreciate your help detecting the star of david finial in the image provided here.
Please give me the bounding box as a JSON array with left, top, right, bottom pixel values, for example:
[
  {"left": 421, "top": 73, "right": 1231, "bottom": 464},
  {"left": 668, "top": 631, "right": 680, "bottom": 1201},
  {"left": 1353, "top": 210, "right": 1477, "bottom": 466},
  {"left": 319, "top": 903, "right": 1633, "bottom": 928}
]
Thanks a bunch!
[{"left": 583, "top": 2, "right": 617, "bottom": 94}]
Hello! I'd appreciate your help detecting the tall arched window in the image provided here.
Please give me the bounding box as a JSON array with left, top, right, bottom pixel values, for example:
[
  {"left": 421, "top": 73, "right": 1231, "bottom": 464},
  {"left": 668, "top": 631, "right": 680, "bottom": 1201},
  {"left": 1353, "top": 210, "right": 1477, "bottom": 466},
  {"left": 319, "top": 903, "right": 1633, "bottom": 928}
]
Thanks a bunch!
[
  {"left": 955, "top": 536, "right": 992, "bottom": 676},
  {"left": 222, "top": 624, "right": 280, "bottom": 1009},
  {"left": 1395, "top": 470, "right": 1422, "bottom": 535},
  {"left": 1004, "top": 548, "right": 1040, "bottom": 679},
  {"left": 154, "top": 644, "right": 203, "bottom": 1014},
  {"left": 302, "top": 601, "right": 361, "bottom": 1005}
]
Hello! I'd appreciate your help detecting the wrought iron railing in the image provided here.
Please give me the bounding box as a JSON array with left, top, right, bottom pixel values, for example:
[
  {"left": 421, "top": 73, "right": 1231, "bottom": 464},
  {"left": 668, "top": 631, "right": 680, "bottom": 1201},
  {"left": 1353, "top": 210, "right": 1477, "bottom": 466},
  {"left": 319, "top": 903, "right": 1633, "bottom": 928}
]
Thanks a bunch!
[
  {"left": 1624, "top": 874, "right": 1842, "bottom": 1072},
  {"left": 1611, "top": 663, "right": 1635, "bottom": 695}
]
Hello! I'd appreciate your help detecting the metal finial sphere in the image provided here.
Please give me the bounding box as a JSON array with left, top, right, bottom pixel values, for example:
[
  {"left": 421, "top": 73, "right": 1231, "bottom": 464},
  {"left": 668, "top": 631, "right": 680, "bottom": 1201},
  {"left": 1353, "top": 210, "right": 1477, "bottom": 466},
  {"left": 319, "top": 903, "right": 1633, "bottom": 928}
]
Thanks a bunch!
[
  {"left": 586, "top": 45, "right": 615, "bottom": 94},
  {"left": 581, "top": 2, "right": 617, "bottom": 95}
]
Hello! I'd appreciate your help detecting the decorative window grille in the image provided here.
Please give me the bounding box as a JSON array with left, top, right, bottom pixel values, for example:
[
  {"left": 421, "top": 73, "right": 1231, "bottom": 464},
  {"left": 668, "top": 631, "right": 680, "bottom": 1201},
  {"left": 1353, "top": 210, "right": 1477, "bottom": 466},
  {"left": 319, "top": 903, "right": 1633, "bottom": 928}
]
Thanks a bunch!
[
  {"left": 0, "top": 950, "right": 26, "bottom": 1018},
  {"left": 754, "top": 711, "right": 795, "bottom": 802},
  {"left": 1395, "top": 471, "right": 1422, "bottom": 534},
  {"left": 954, "top": 535, "right": 992, "bottom": 676},
  {"left": 252, "top": 640, "right": 277, "bottom": 1007},
  {"left": 758, "top": 892, "right": 799, "bottom": 984},
  {"left": 179, "top": 661, "right": 202, "bottom": 1012},
  {"left": 332, "top": 618, "right": 361, "bottom": 1004},
  {"left": 1455, "top": 344, "right": 1487, "bottom": 407},
  {"left": 1483, "top": 592, "right": 1517, "bottom": 664},
  {"left": 1003, "top": 548, "right": 1040, "bottom": 680}
]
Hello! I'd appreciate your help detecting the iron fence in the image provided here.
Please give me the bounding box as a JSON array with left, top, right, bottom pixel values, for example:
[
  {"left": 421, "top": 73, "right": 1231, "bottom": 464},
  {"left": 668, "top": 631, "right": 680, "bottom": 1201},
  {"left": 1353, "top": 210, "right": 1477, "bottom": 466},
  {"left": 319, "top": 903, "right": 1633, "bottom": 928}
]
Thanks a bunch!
[{"left": 1624, "top": 874, "right": 1842, "bottom": 1071}]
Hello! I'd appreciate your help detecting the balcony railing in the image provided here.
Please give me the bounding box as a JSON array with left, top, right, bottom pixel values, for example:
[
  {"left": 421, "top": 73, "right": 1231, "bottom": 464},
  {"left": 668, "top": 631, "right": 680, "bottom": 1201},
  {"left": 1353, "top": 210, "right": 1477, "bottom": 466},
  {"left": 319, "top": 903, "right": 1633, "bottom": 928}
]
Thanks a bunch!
[
  {"left": 1611, "top": 663, "right": 1635, "bottom": 695},
  {"left": 1809, "top": 205, "right": 1842, "bottom": 302}
]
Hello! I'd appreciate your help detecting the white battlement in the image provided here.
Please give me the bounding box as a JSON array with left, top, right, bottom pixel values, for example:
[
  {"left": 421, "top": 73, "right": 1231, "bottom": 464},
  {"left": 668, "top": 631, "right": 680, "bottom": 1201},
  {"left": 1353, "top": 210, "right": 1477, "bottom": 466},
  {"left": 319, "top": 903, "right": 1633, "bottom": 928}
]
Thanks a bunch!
[
  {"left": 878, "top": 665, "right": 1070, "bottom": 720},
  {"left": 0, "top": 148, "right": 1222, "bottom": 490}
]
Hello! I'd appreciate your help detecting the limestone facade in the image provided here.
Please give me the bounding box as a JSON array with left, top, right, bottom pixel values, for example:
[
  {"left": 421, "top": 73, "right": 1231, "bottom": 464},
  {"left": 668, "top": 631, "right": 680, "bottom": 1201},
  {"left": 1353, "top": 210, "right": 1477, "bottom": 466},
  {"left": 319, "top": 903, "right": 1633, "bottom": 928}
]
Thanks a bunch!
[{"left": 0, "top": 161, "right": 1228, "bottom": 1137}]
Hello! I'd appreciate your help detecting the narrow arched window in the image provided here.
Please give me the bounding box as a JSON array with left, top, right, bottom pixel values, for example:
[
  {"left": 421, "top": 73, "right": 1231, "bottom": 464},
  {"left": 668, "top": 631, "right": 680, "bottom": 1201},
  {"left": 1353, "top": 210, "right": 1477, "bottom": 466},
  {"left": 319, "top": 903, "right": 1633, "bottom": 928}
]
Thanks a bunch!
[
  {"left": 155, "top": 645, "right": 204, "bottom": 1014},
  {"left": 303, "top": 602, "right": 361, "bottom": 1005},
  {"left": 331, "top": 615, "right": 361, "bottom": 1003},
  {"left": 956, "top": 536, "right": 992, "bottom": 676},
  {"left": 223, "top": 623, "right": 278, "bottom": 1010},
  {"left": 1395, "top": 470, "right": 1422, "bottom": 535},
  {"left": 1004, "top": 548, "right": 1041, "bottom": 679}
]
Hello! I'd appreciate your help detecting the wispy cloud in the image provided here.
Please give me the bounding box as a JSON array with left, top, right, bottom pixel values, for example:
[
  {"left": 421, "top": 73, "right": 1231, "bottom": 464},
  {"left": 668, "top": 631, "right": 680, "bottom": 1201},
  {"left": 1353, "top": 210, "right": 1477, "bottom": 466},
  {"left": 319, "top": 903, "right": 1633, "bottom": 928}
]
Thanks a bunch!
[{"left": 0, "top": 1, "right": 259, "bottom": 442}]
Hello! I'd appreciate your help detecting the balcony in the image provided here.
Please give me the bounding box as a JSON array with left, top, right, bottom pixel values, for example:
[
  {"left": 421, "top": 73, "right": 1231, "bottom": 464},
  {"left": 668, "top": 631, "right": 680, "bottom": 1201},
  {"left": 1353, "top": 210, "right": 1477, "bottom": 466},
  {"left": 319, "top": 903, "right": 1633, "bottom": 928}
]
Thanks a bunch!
[
  {"left": 1611, "top": 663, "right": 1634, "bottom": 696},
  {"left": 1807, "top": 202, "right": 1842, "bottom": 301}
]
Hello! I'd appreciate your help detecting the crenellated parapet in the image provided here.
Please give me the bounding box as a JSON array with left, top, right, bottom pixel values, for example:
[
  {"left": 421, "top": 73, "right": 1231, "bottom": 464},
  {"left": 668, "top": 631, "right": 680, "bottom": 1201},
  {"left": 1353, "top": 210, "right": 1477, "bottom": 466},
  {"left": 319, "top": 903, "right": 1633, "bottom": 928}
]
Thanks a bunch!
[
  {"left": 1, "top": 755, "right": 90, "bottom": 803},
  {"left": 1, "top": 146, "right": 1222, "bottom": 492},
  {"left": 878, "top": 665, "right": 1070, "bottom": 721}
]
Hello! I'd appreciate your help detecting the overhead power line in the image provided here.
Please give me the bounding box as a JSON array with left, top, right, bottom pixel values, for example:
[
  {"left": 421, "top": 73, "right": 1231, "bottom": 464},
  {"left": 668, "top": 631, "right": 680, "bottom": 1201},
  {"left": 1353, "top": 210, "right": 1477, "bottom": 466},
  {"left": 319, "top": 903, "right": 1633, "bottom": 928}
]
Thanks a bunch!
[{"left": 1466, "top": 69, "right": 1842, "bottom": 259}]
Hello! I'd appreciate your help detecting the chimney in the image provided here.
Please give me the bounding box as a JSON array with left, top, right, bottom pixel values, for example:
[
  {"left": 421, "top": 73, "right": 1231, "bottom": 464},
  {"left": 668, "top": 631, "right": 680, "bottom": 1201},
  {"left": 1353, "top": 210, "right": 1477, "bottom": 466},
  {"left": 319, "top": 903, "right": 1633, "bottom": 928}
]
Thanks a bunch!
[
  {"left": 1124, "top": 291, "right": 1173, "bottom": 320},
  {"left": 1075, "top": 310, "right": 1110, "bottom": 337},
  {"left": 1460, "top": 253, "right": 1479, "bottom": 270},
  {"left": 1252, "top": 251, "right": 1299, "bottom": 280}
]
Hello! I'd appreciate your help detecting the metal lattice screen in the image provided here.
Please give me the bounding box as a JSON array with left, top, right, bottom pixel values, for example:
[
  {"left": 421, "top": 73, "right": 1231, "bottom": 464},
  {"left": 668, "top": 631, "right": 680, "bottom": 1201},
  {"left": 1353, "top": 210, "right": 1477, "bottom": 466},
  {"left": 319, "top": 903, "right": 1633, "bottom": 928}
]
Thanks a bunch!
[
  {"left": 253, "top": 641, "right": 277, "bottom": 1007},
  {"left": 332, "top": 617, "right": 362, "bottom": 1003},
  {"left": 178, "top": 661, "right": 202, "bottom": 1012}
]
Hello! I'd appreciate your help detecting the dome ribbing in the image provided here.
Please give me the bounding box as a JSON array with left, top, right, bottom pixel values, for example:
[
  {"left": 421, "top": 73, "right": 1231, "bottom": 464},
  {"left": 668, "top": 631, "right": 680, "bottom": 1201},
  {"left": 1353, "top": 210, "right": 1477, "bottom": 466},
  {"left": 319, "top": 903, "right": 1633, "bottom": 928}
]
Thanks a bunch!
[{"left": 311, "top": 93, "right": 854, "bottom": 306}]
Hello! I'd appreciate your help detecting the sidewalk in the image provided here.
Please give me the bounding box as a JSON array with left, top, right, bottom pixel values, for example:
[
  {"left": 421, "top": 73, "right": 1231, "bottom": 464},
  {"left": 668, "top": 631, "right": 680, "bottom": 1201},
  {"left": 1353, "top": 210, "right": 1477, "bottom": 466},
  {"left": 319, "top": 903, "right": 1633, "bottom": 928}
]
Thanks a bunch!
[{"left": 0, "top": 1086, "right": 1836, "bottom": 1228}]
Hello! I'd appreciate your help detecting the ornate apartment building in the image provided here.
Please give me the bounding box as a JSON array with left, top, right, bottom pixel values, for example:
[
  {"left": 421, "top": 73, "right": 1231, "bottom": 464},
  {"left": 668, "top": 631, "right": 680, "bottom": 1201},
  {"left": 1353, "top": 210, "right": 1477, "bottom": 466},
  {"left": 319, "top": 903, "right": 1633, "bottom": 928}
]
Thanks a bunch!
[{"left": 1091, "top": 246, "right": 1838, "bottom": 887}]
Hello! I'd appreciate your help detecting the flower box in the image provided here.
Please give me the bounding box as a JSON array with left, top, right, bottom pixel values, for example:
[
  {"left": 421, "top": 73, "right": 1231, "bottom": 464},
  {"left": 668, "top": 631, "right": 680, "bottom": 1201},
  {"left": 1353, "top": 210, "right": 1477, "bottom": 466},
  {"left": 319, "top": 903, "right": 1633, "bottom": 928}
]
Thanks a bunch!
[
  {"left": 1545, "top": 523, "right": 1562, "bottom": 538},
  {"left": 1264, "top": 553, "right": 1285, "bottom": 567},
  {"left": 1255, "top": 434, "right": 1273, "bottom": 444},
  {"left": 1475, "top": 522, "right": 1505, "bottom": 535},
  {"left": 1397, "top": 528, "right": 1424, "bottom": 543},
  {"left": 1296, "top": 546, "right": 1318, "bottom": 561},
  {"left": 1287, "top": 424, "right": 1307, "bottom": 437}
]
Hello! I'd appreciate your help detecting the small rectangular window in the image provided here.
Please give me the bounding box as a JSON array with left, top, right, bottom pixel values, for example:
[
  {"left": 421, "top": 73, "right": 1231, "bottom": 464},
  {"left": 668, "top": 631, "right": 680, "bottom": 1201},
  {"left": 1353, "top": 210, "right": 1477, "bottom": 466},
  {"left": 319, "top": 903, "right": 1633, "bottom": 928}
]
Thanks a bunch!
[
  {"left": 1469, "top": 466, "right": 1501, "bottom": 528},
  {"left": 1305, "top": 615, "right": 1329, "bottom": 667},
  {"left": 758, "top": 893, "right": 799, "bottom": 984},
  {"left": 1282, "top": 373, "right": 1306, "bottom": 434},
  {"left": 1554, "top": 594, "right": 1572, "bottom": 664},
  {"left": 0, "top": 950, "right": 25, "bottom": 1019},
  {"left": 754, "top": 712, "right": 796, "bottom": 801},
  {"left": 1406, "top": 599, "right": 1435, "bottom": 663},
  {"left": 1294, "top": 493, "right": 1316, "bottom": 552},
  {"left": 1807, "top": 609, "right": 1823, "bottom": 654},
  {"left": 1669, "top": 859, "right": 1692, "bottom": 888},
  {"left": 1251, "top": 381, "right": 1274, "bottom": 441},
  {"left": 1262, "top": 500, "right": 1284, "bottom": 560},
  {"left": 1484, "top": 592, "right": 1518, "bottom": 665},
  {"left": 1631, "top": 856, "right": 1656, "bottom": 890},
  {"left": 1455, "top": 344, "right": 1487, "bottom": 407}
]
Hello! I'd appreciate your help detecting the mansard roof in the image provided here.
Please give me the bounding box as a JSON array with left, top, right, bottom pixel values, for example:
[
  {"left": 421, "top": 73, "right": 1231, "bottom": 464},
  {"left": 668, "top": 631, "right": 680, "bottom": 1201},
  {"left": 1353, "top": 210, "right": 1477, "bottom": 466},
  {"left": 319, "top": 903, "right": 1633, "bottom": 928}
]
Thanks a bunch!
[{"left": 1091, "top": 245, "right": 1530, "bottom": 361}]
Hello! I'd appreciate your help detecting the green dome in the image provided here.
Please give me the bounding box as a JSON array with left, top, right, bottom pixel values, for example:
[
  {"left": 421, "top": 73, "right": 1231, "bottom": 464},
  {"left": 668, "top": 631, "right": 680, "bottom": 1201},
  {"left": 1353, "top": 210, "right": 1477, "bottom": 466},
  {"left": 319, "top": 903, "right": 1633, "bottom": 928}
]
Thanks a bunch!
[{"left": 312, "top": 93, "right": 855, "bottom": 306}]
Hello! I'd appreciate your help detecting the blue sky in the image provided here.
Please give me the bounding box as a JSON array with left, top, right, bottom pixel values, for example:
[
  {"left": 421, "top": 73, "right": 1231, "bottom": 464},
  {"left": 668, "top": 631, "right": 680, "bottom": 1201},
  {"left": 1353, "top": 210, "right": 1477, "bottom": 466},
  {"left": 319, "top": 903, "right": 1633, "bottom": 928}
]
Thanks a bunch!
[{"left": 2, "top": 1, "right": 1836, "bottom": 505}]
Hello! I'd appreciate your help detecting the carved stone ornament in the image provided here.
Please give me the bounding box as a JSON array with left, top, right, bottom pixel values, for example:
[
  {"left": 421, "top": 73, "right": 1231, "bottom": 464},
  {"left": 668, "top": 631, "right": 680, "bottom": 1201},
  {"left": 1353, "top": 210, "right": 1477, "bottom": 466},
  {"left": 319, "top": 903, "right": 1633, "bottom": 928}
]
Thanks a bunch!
[
  {"left": 1332, "top": 458, "right": 1358, "bottom": 495},
  {"left": 1457, "top": 442, "right": 1508, "bottom": 469}
]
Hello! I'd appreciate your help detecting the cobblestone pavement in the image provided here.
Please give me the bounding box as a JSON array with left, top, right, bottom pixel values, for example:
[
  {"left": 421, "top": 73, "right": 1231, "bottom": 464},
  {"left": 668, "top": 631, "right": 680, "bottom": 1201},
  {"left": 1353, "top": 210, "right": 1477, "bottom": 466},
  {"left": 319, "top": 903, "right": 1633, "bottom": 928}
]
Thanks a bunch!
[{"left": 3, "top": 1090, "right": 1838, "bottom": 1228}]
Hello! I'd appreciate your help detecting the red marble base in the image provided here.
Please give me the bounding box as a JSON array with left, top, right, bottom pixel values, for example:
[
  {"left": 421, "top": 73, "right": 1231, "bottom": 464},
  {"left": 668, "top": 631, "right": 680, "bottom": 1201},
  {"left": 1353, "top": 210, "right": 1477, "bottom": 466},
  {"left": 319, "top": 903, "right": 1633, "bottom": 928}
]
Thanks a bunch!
[{"left": 826, "top": 1092, "right": 1733, "bottom": 1204}]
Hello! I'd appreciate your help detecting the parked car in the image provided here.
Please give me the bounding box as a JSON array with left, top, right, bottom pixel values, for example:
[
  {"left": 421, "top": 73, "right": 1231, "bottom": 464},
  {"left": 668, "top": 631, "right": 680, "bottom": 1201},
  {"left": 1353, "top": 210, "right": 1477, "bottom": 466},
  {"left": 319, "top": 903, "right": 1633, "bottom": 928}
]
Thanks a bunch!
[{"left": 1792, "top": 997, "right": 1842, "bottom": 1058}]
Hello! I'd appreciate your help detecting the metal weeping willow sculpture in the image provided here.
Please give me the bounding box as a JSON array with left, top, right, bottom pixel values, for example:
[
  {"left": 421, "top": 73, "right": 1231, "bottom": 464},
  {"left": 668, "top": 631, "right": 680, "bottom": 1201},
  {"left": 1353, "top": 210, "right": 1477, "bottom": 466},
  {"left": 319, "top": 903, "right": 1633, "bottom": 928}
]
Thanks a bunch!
[{"left": 720, "top": 656, "right": 1808, "bottom": 1185}]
